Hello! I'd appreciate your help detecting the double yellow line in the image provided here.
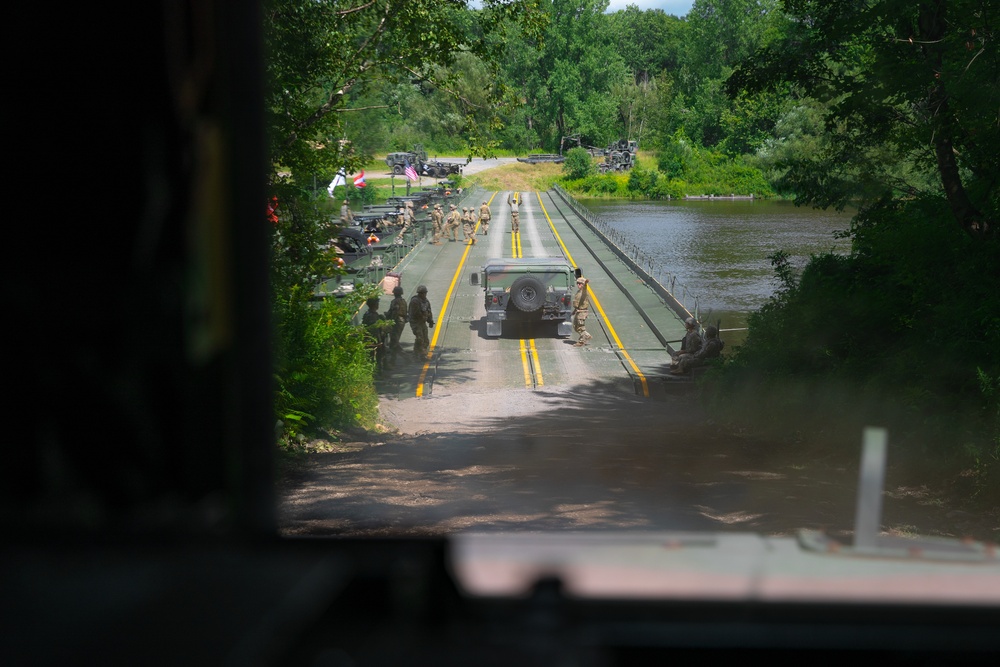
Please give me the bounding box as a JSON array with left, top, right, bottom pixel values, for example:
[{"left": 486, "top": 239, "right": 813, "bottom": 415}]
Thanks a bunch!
[
  {"left": 535, "top": 192, "right": 649, "bottom": 397},
  {"left": 510, "top": 193, "right": 523, "bottom": 258},
  {"left": 519, "top": 339, "right": 544, "bottom": 388},
  {"left": 415, "top": 193, "right": 497, "bottom": 397},
  {"left": 508, "top": 193, "right": 540, "bottom": 388}
]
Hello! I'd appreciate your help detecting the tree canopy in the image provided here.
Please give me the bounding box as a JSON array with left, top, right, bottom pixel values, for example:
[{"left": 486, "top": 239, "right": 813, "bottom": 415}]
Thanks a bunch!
[
  {"left": 728, "top": 0, "right": 999, "bottom": 239},
  {"left": 264, "top": 0, "right": 548, "bottom": 183}
]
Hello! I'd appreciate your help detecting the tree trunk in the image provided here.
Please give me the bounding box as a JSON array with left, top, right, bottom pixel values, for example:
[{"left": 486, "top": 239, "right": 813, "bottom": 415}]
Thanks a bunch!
[{"left": 920, "top": 1, "right": 993, "bottom": 239}]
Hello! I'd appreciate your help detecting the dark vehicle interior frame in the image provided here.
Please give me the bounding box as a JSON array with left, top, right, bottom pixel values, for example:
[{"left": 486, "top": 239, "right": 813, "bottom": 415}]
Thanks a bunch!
[{"left": 3, "top": 3, "right": 997, "bottom": 666}]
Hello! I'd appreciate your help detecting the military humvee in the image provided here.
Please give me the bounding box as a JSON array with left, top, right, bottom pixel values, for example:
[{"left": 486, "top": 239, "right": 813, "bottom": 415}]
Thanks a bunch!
[{"left": 470, "top": 257, "right": 580, "bottom": 337}]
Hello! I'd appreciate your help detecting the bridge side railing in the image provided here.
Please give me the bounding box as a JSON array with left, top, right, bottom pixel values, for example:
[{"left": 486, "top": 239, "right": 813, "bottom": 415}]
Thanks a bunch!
[{"left": 552, "top": 185, "right": 703, "bottom": 325}]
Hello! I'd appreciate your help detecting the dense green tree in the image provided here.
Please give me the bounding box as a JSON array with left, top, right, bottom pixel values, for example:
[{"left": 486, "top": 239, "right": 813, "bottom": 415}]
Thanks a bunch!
[
  {"left": 506, "top": 0, "right": 630, "bottom": 150},
  {"left": 606, "top": 7, "right": 685, "bottom": 82},
  {"left": 264, "top": 0, "right": 547, "bottom": 183},
  {"left": 729, "top": 0, "right": 999, "bottom": 238},
  {"left": 670, "top": 0, "right": 785, "bottom": 149}
]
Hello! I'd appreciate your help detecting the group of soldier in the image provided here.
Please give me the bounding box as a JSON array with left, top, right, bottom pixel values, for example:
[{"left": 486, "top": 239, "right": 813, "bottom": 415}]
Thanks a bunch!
[
  {"left": 357, "top": 191, "right": 604, "bottom": 372},
  {"left": 669, "top": 317, "right": 724, "bottom": 375},
  {"left": 344, "top": 191, "right": 523, "bottom": 248},
  {"left": 428, "top": 200, "right": 495, "bottom": 245},
  {"left": 361, "top": 284, "right": 436, "bottom": 372}
]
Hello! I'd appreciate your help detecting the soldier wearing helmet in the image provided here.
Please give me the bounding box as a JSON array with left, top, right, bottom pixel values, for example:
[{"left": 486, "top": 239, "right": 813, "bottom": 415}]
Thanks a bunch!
[
  {"left": 572, "top": 277, "right": 592, "bottom": 347},
  {"left": 385, "top": 284, "right": 408, "bottom": 363},
  {"left": 478, "top": 200, "right": 491, "bottom": 236},
  {"left": 670, "top": 316, "right": 703, "bottom": 368},
  {"left": 507, "top": 191, "right": 520, "bottom": 234},
  {"left": 671, "top": 324, "right": 724, "bottom": 375},
  {"left": 430, "top": 204, "right": 444, "bottom": 244},
  {"left": 462, "top": 207, "right": 477, "bottom": 245},
  {"left": 408, "top": 285, "right": 435, "bottom": 358},
  {"left": 446, "top": 204, "right": 462, "bottom": 242}
]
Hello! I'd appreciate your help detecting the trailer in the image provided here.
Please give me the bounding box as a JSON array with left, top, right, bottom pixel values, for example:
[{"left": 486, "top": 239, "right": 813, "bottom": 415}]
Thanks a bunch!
[{"left": 597, "top": 139, "right": 638, "bottom": 173}]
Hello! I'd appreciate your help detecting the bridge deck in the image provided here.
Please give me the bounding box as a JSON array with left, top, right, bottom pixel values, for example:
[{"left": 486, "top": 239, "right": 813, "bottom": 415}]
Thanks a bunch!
[{"left": 359, "top": 189, "right": 692, "bottom": 399}]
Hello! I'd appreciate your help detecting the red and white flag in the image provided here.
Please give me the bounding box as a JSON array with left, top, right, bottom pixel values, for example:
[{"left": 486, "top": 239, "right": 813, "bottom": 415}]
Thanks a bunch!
[{"left": 353, "top": 170, "right": 366, "bottom": 188}]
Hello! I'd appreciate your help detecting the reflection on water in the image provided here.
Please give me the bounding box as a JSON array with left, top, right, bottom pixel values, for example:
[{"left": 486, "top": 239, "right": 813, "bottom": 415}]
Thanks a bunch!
[{"left": 580, "top": 198, "right": 854, "bottom": 344}]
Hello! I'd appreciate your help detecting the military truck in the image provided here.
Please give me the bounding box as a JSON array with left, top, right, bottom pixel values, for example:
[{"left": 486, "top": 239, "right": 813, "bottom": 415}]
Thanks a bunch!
[
  {"left": 384, "top": 151, "right": 419, "bottom": 175},
  {"left": 470, "top": 257, "right": 580, "bottom": 337},
  {"left": 384, "top": 144, "right": 464, "bottom": 178}
]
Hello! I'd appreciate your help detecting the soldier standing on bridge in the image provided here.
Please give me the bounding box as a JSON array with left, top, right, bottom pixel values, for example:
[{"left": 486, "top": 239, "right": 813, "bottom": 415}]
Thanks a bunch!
[
  {"left": 446, "top": 204, "right": 461, "bottom": 242},
  {"left": 385, "top": 285, "right": 408, "bottom": 364},
  {"left": 462, "top": 207, "right": 477, "bottom": 245},
  {"left": 572, "top": 277, "right": 592, "bottom": 347},
  {"left": 507, "top": 192, "right": 520, "bottom": 234},
  {"left": 478, "top": 200, "right": 491, "bottom": 235},
  {"left": 408, "top": 285, "right": 435, "bottom": 359},
  {"left": 430, "top": 204, "right": 443, "bottom": 245},
  {"left": 362, "top": 297, "right": 387, "bottom": 372}
]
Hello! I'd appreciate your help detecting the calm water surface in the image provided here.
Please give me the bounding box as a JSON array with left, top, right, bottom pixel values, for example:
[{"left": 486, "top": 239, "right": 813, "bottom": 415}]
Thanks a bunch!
[{"left": 579, "top": 198, "right": 854, "bottom": 343}]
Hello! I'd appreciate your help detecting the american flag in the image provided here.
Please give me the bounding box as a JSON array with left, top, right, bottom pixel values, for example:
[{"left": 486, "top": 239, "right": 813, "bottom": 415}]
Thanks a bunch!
[{"left": 403, "top": 159, "right": 419, "bottom": 182}]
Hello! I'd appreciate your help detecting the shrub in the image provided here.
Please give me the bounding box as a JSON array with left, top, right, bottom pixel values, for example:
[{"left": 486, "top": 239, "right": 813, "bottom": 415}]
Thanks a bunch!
[
  {"left": 273, "top": 285, "right": 379, "bottom": 443},
  {"left": 562, "top": 147, "right": 595, "bottom": 180}
]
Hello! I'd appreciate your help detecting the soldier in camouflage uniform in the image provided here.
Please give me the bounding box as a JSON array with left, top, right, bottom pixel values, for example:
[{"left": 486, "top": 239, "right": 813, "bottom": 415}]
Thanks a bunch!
[
  {"left": 408, "top": 285, "right": 435, "bottom": 358},
  {"left": 446, "top": 204, "right": 461, "bottom": 242},
  {"left": 361, "top": 297, "right": 386, "bottom": 371},
  {"left": 385, "top": 285, "right": 408, "bottom": 363},
  {"left": 430, "top": 204, "right": 443, "bottom": 245},
  {"left": 507, "top": 192, "right": 520, "bottom": 234},
  {"left": 462, "top": 207, "right": 477, "bottom": 245},
  {"left": 478, "top": 200, "right": 491, "bottom": 235},
  {"left": 670, "top": 317, "right": 703, "bottom": 369},
  {"left": 404, "top": 200, "right": 415, "bottom": 228},
  {"left": 572, "top": 277, "right": 592, "bottom": 347},
  {"left": 340, "top": 199, "right": 354, "bottom": 226}
]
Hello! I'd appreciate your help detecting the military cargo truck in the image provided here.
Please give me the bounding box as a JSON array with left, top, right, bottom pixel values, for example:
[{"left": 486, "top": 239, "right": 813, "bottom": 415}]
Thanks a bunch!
[
  {"left": 384, "top": 144, "right": 464, "bottom": 178},
  {"left": 470, "top": 257, "right": 580, "bottom": 337}
]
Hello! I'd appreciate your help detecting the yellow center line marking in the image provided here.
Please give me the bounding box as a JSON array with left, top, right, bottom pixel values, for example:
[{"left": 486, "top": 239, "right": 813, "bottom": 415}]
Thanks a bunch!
[
  {"left": 519, "top": 339, "right": 532, "bottom": 387},
  {"left": 416, "top": 192, "right": 498, "bottom": 397},
  {"left": 529, "top": 339, "right": 544, "bottom": 386},
  {"left": 515, "top": 229, "right": 522, "bottom": 257},
  {"left": 535, "top": 192, "right": 649, "bottom": 397}
]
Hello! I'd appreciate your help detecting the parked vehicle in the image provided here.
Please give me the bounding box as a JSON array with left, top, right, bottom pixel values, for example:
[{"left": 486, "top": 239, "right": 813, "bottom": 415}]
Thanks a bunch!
[
  {"left": 470, "top": 257, "right": 580, "bottom": 337},
  {"left": 384, "top": 144, "right": 464, "bottom": 178},
  {"left": 598, "top": 139, "right": 638, "bottom": 173}
]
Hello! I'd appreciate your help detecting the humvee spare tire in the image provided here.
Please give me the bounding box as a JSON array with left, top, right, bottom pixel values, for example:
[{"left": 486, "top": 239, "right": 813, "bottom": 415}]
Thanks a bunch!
[{"left": 510, "top": 275, "right": 546, "bottom": 312}]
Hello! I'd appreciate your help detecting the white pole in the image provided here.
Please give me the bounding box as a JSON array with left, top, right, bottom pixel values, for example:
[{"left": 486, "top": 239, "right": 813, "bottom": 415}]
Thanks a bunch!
[{"left": 853, "top": 427, "right": 888, "bottom": 551}]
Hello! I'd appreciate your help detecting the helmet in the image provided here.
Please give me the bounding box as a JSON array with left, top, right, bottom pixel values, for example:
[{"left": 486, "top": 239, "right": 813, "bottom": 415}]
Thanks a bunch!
[
  {"left": 684, "top": 317, "right": 698, "bottom": 328},
  {"left": 416, "top": 285, "right": 428, "bottom": 294},
  {"left": 393, "top": 286, "right": 403, "bottom": 296},
  {"left": 704, "top": 325, "right": 718, "bottom": 338}
]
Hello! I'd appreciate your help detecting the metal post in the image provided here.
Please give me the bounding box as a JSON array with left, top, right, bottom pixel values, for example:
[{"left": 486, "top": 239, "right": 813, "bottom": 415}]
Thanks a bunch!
[{"left": 853, "top": 427, "right": 888, "bottom": 551}]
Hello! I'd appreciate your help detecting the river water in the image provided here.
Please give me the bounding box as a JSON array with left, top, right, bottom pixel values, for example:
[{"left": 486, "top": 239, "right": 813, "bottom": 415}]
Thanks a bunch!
[{"left": 578, "top": 198, "right": 855, "bottom": 345}]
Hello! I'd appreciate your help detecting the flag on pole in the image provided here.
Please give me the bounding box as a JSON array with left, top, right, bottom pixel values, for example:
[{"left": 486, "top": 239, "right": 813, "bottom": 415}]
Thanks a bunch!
[
  {"left": 353, "top": 170, "right": 366, "bottom": 188},
  {"left": 327, "top": 169, "right": 347, "bottom": 196},
  {"left": 403, "top": 159, "right": 419, "bottom": 182}
]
